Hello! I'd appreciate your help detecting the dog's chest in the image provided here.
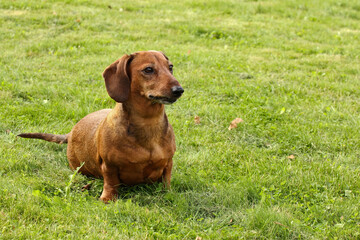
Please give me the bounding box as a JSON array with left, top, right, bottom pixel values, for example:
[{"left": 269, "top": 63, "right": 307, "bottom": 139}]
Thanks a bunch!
[
  {"left": 126, "top": 141, "right": 173, "bottom": 165},
  {"left": 116, "top": 141, "right": 174, "bottom": 184},
  {"left": 149, "top": 143, "right": 169, "bottom": 161}
]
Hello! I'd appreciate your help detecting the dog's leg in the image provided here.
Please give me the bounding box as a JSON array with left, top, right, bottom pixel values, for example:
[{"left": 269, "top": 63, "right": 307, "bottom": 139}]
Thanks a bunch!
[
  {"left": 162, "top": 159, "right": 173, "bottom": 190},
  {"left": 100, "top": 163, "right": 120, "bottom": 202}
]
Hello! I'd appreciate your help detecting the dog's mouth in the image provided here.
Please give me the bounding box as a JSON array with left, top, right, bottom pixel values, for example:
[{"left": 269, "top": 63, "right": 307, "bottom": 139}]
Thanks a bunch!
[
  {"left": 148, "top": 87, "right": 184, "bottom": 105},
  {"left": 148, "top": 95, "right": 179, "bottom": 105}
]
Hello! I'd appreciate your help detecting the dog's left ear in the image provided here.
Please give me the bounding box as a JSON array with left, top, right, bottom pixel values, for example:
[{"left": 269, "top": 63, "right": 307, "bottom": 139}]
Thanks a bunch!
[{"left": 103, "top": 54, "right": 134, "bottom": 103}]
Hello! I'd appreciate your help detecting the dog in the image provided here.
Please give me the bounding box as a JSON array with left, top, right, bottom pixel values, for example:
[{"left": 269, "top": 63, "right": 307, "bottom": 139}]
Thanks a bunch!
[{"left": 18, "top": 51, "right": 184, "bottom": 202}]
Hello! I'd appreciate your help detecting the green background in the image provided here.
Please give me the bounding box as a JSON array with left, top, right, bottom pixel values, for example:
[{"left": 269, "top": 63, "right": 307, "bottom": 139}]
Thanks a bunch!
[{"left": 1, "top": 0, "right": 359, "bottom": 238}]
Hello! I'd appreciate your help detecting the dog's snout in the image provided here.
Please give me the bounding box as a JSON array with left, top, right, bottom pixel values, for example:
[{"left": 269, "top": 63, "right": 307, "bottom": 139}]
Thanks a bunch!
[{"left": 171, "top": 86, "right": 184, "bottom": 97}]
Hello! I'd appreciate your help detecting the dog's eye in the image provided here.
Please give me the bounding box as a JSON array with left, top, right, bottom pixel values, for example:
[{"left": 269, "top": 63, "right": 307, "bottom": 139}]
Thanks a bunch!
[
  {"left": 169, "top": 65, "right": 173, "bottom": 73},
  {"left": 143, "top": 67, "right": 154, "bottom": 74}
]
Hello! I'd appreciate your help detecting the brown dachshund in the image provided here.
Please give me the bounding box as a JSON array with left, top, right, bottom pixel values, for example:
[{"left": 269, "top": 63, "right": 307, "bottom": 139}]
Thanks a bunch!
[{"left": 18, "top": 51, "right": 184, "bottom": 202}]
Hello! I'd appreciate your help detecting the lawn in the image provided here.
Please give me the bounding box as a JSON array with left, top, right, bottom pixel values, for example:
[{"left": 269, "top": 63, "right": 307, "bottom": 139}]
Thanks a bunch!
[{"left": 1, "top": 0, "right": 360, "bottom": 238}]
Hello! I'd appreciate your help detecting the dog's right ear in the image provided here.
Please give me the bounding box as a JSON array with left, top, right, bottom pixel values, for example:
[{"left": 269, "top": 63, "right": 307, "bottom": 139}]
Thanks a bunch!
[{"left": 102, "top": 54, "right": 133, "bottom": 103}]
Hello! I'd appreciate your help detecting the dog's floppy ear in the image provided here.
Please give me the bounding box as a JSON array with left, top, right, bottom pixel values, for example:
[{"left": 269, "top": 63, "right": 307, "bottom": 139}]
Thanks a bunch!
[{"left": 102, "top": 54, "right": 134, "bottom": 103}]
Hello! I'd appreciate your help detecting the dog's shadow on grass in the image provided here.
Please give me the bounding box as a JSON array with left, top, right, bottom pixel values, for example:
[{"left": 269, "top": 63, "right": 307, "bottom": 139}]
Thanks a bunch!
[{"left": 81, "top": 177, "right": 205, "bottom": 206}]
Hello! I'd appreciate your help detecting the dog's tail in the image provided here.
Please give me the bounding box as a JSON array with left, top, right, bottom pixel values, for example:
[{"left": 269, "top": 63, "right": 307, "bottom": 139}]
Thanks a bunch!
[{"left": 17, "top": 133, "right": 69, "bottom": 144}]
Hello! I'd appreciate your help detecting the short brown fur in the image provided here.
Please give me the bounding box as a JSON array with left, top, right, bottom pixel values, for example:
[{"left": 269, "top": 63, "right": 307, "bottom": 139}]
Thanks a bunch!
[{"left": 18, "top": 51, "right": 183, "bottom": 202}]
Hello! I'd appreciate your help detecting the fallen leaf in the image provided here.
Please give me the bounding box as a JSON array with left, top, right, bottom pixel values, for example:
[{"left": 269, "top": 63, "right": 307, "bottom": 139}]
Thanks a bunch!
[
  {"left": 287, "top": 155, "right": 295, "bottom": 159},
  {"left": 228, "top": 118, "right": 243, "bottom": 130},
  {"left": 194, "top": 115, "right": 201, "bottom": 124}
]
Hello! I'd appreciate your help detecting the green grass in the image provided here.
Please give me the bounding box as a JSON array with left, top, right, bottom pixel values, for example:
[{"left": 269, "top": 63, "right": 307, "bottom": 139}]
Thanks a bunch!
[{"left": 1, "top": 0, "right": 360, "bottom": 238}]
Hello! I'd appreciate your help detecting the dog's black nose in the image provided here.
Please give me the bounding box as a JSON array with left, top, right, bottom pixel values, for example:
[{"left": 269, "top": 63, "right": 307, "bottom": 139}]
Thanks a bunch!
[{"left": 171, "top": 86, "right": 184, "bottom": 97}]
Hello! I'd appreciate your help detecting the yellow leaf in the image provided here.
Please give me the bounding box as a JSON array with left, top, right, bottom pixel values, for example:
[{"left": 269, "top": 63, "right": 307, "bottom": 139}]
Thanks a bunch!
[
  {"left": 194, "top": 115, "right": 201, "bottom": 124},
  {"left": 228, "top": 118, "right": 243, "bottom": 130}
]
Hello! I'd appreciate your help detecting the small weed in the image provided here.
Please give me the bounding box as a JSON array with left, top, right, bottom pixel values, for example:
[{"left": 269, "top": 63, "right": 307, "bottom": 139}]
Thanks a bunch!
[{"left": 64, "top": 162, "right": 85, "bottom": 198}]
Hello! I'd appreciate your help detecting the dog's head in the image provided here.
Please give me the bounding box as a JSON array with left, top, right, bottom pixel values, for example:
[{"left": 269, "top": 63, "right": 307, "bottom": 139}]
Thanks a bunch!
[{"left": 103, "top": 51, "right": 184, "bottom": 104}]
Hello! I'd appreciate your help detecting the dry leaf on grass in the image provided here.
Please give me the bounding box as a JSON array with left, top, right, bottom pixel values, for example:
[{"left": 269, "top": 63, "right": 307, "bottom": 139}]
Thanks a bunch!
[
  {"left": 287, "top": 155, "right": 295, "bottom": 159},
  {"left": 228, "top": 118, "right": 243, "bottom": 130},
  {"left": 194, "top": 115, "right": 201, "bottom": 124}
]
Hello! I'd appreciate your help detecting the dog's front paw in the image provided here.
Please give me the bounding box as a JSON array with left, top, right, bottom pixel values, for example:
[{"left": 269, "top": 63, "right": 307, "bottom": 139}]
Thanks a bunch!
[{"left": 100, "top": 191, "right": 118, "bottom": 203}]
